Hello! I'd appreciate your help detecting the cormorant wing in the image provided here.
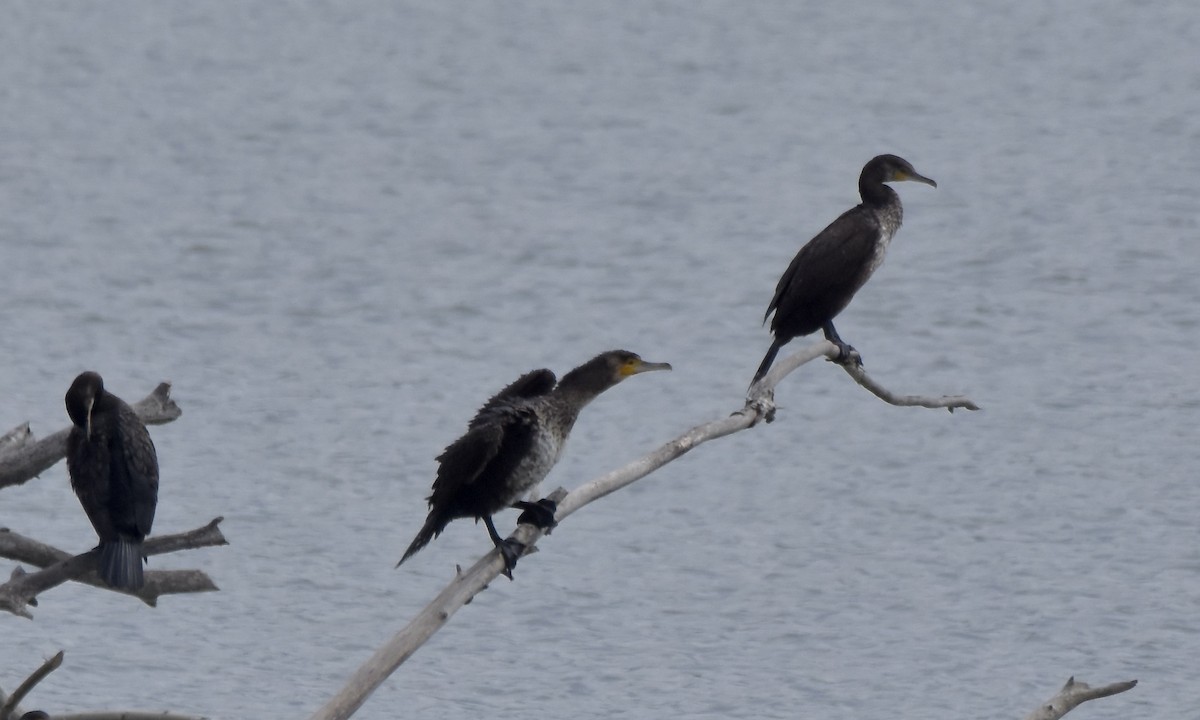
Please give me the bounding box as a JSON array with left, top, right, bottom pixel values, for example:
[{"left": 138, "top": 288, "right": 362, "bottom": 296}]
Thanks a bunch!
[
  {"left": 66, "top": 428, "right": 117, "bottom": 539},
  {"left": 470, "top": 369, "right": 556, "bottom": 427},
  {"left": 110, "top": 405, "right": 160, "bottom": 537},
  {"left": 766, "top": 205, "right": 883, "bottom": 323},
  {"left": 430, "top": 405, "right": 539, "bottom": 510}
]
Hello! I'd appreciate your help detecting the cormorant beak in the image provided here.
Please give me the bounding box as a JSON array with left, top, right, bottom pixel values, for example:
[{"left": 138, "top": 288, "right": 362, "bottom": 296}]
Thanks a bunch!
[
  {"left": 85, "top": 397, "right": 95, "bottom": 440},
  {"left": 909, "top": 171, "right": 937, "bottom": 188},
  {"left": 630, "top": 360, "right": 672, "bottom": 375}
]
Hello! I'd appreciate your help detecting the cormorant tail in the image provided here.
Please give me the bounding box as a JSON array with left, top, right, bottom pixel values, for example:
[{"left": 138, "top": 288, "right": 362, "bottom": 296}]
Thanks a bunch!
[
  {"left": 750, "top": 338, "right": 786, "bottom": 388},
  {"left": 99, "top": 538, "right": 145, "bottom": 590},
  {"left": 397, "top": 512, "right": 449, "bottom": 568}
]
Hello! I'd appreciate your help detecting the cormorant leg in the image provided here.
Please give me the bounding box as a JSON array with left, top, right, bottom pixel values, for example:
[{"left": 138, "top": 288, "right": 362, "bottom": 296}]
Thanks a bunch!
[
  {"left": 822, "top": 322, "right": 862, "bottom": 366},
  {"left": 483, "top": 514, "right": 523, "bottom": 579},
  {"left": 750, "top": 337, "right": 786, "bottom": 387},
  {"left": 513, "top": 498, "right": 558, "bottom": 533}
]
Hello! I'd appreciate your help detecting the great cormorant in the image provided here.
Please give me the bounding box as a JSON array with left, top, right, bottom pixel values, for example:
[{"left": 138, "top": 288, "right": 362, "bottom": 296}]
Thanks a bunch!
[
  {"left": 751, "top": 154, "right": 936, "bottom": 385},
  {"left": 397, "top": 350, "right": 671, "bottom": 575},
  {"left": 65, "top": 372, "right": 159, "bottom": 590}
]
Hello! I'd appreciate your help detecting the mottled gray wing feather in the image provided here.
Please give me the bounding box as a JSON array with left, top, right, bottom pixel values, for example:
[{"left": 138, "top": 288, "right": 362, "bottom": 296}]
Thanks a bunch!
[
  {"left": 430, "top": 406, "right": 538, "bottom": 512},
  {"left": 470, "top": 369, "right": 555, "bottom": 428}
]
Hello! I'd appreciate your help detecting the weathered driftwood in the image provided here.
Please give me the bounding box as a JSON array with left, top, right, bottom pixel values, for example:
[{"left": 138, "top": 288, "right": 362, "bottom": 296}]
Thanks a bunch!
[
  {"left": 749, "top": 340, "right": 979, "bottom": 418},
  {"left": 0, "top": 382, "right": 221, "bottom": 719},
  {"left": 0, "top": 518, "right": 226, "bottom": 619},
  {"left": 1023, "top": 676, "right": 1137, "bottom": 720},
  {"left": 1, "top": 650, "right": 210, "bottom": 720},
  {"left": 308, "top": 339, "right": 979, "bottom": 720},
  {"left": 0, "top": 423, "right": 32, "bottom": 461},
  {"left": 309, "top": 487, "right": 567, "bottom": 720},
  {"left": 0, "top": 651, "right": 62, "bottom": 720},
  {"left": 0, "top": 382, "right": 182, "bottom": 491}
]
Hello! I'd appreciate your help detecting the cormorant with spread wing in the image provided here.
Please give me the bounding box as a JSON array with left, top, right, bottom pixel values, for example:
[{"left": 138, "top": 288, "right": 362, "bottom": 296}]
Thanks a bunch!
[{"left": 398, "top": 350, "right": 671, "bottom": 575}]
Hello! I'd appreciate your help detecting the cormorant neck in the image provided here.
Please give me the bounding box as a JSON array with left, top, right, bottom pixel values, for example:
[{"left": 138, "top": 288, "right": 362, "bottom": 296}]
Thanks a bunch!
[
  {"left": 552, "top": 364, "right": 617, "bottom": 409},
  {"left": 858, "top": 173, "right": 900, "bottom": 209}
]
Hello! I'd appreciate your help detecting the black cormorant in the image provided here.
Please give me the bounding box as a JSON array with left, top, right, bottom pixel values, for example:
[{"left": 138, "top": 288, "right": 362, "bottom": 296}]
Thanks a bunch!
[
  {"left": 751, "top": 154, "right": 936, "bottom": 385},
  {"left": 397, "top": 350, "right": 671, "bottom": 574},
  {"left": 65, "top": 371, "right": 159, "bottom": 590}
]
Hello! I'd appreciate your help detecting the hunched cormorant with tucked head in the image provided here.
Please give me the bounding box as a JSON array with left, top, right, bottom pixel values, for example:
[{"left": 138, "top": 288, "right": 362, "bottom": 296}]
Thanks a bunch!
[
  {"left": 398, "top": 350, "right": 671, "bottom": 575},
  {"left": 65, "top": 371, "right": 159, "bottom": 590},
  {"left": 751, "top": 154, "right": 936, "bottom": 386}
]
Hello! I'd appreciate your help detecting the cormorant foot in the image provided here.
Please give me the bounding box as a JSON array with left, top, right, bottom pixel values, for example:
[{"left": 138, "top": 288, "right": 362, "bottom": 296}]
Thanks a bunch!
[
  {"left": 513, "top": 498, "right": 559, "bottom": 533},
  {"left": 829, "top": 340, "right": 863, "bottom": 367},
  {"left": 498, "top": 539, "right": 526, "bottom": 580}
]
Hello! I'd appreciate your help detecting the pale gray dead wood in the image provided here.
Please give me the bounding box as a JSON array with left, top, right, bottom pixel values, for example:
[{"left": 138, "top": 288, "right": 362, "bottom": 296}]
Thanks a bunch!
[
  {"left": 557, "top": 409, "right": 763, "bottom": 518},
  {"left": 312, "top": 369, "right": 789, "bottom": 720},
  {"left": 308, "top": 488, "right": 568, "bottom": 720},
  {"left": 312, "top": 339, "right": 977, "bottom": 720},
  {"left": 0, "top": 518, "right": 226, "bottom": 619},
  {"left": 839, "top": 359, "right": 979, "bottom": 411},
  {"left": 0, "top": 650, "right": 62, "bottom": 720},
  {"left": 1, "top": 651, "right": 209, "bottom": 720},
  {"left": 1022, "top": 676, "right": 1137, "bottom": 720},
  {"left": 749, "top": 341, "right": 834, "bottom": 398},
  {"left": 0, "top": 383, "right": 181, "bottom": 490},
  {"left": 748, "top": 340, "right": 978, "bottom": 418},
  {"left": 0, "top": 423, "right": 32, "bottom": 461}
]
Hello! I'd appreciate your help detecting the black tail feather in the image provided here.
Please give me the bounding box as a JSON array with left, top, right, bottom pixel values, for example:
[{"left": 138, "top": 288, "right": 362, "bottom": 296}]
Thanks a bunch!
[
  {"left": 750, "top": 338, "right": 785, "bottom": 388},
  {"left": 98, "top": 539, "right": 145, "bottom": 590},
  {"left": 397, "top": 512, "right": 449, "bottom": 568}
]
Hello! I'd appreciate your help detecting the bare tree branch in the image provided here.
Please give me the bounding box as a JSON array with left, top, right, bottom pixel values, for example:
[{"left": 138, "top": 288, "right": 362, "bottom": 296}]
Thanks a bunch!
[
  {"left": 749, "top": 340, "right": 979, "bottom": 418},
  {"left": 0, "top": 383, "right": 181, "bottom": 491},
  {"left": 308, "top": 489, "right": 566, "bottom": 720},
  {"left": 839, "top": 360, "right": 980, "bottom": 411},
  {"left": 1022, "top": 676, "right": 1138, "bottom": 720},
  {"left": 559, "top": 410, "right": 760, "bottom": 516},
  {"left": 0, "top": 519, "right": 226, "bottom": 619},
  {"left": 1, "top": 651, "right": 210, "bottom": 720},
  {"left": 0, "top": 651, "right": 62, "bottom": 720},
  {"left": 0, "top": 384, "right": 220, "bottom": 718},
  {"left": 0, "top": 424, "right": 32, "bottom": 462},
  {"left": 310, "top": 340, "right": 978, "bottom": 719}
]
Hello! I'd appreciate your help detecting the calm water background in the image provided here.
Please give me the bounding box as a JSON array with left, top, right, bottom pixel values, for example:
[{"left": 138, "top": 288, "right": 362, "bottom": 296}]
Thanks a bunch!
[{"left": 2, "top": 2, "right": 1197, "bottom": 718}]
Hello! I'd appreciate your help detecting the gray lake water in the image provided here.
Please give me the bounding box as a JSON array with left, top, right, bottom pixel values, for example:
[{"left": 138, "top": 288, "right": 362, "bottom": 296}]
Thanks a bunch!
[{"left": 2, "top": 2, "right": 1198, "bottom": 719}]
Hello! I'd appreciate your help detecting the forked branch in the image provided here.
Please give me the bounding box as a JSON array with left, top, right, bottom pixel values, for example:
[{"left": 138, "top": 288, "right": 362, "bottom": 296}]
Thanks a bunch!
[
  {"left": 1022, "top": 676, "right": 1137, "bottom": 720},
  {"left": 0, "top": 518, "right": 226, "bottom": 619},
  {"left": 749, "top": 340, "right": 979, "bottom": 417},
  {"left": 309, "top": 339, "right": 977, "bottom": 720}
]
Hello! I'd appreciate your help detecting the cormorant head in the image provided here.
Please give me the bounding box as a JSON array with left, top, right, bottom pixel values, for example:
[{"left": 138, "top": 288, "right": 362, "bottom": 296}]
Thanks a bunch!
[
  {"left": 559, "top": 350, "right": 672, "bottom": 395},
  {"left": 611, "top": 350, "right": 673, "bottom": 379},
  {"left": 65, "top": 371, "right": 105, "bottom": 440},
  {"left": 866, "top": 154, "right": 937, "bottom": 188}
]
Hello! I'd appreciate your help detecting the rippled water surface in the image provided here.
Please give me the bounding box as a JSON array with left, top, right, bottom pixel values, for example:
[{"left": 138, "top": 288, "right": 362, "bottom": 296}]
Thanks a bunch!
[{"left": 2, "top": 2, "right": 1198, "bottom": 719}]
